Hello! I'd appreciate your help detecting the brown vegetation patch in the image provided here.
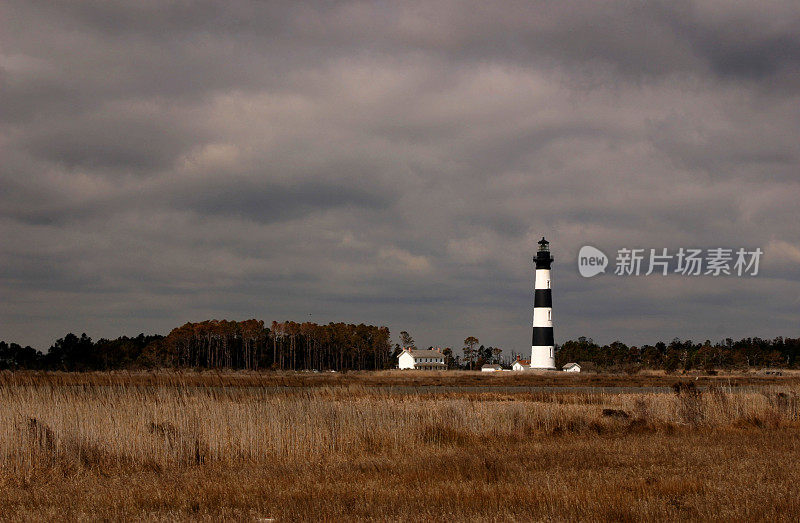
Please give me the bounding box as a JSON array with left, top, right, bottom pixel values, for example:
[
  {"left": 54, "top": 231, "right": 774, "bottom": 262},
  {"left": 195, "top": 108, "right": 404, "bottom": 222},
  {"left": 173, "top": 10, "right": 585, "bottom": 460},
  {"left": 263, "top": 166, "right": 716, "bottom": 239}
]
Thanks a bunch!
[
  {"left": 1, "top": 377, "right": 800, "bottom": 519},
  {"left": 1, "top": 369, "right": 799, "bottom": 389}
]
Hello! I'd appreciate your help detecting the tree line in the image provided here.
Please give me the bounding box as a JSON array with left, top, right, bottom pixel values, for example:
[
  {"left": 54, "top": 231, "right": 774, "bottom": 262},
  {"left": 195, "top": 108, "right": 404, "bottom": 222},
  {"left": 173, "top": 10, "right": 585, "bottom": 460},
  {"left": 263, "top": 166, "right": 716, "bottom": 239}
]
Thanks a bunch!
[
  {"left": 0, "top": 320, "right": 391, "bottom": 371},
  {"left": 1, "top": 323, "right": 798, "bottom": 371},
  {"left": 153, "top": 320, "right": 392, "bottom": 371},
  {"left": 556, "top": 336, "right": 800, "bottom": 372}
]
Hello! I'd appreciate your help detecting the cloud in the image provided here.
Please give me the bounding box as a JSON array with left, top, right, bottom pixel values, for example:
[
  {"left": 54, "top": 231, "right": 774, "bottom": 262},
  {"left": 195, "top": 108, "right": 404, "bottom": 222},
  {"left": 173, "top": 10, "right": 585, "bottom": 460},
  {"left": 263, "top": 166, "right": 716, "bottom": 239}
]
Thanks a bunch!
[
  {"left": 378, "top": 246, "right": 432, "bottom": 274},
  {"left": 1, "top": 0, "right": 798, "bottom": 350}
]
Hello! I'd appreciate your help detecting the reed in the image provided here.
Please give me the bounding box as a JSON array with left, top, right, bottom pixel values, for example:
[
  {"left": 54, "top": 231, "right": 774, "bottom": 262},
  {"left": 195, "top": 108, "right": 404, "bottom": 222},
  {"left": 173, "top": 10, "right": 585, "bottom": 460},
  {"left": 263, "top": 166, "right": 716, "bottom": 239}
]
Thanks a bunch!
[
  {"left": 1, "top": 368, "right": 797, "bottom": 388},
  {"left": 0, "top": 376, "right": 798, "bottom": 520}
]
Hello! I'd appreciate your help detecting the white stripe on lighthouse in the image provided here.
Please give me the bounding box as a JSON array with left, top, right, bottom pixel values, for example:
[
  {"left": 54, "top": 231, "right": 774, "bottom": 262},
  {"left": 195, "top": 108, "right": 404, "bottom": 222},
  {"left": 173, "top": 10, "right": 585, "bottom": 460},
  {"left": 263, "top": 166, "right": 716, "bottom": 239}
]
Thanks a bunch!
[
  {"left": 533, "top": 307, "right": 552, "bottom": 327},
  {"left": 534, "top": 269, "right": 550, "bottom": 289}
]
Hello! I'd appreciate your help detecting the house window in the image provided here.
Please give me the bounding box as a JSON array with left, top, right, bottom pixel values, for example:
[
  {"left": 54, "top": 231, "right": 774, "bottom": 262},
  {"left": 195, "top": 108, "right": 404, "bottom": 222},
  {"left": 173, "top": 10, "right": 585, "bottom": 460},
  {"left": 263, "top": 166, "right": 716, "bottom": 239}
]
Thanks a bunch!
[{"left": 548, "top": 310, "right": 551, "bottom": 320}]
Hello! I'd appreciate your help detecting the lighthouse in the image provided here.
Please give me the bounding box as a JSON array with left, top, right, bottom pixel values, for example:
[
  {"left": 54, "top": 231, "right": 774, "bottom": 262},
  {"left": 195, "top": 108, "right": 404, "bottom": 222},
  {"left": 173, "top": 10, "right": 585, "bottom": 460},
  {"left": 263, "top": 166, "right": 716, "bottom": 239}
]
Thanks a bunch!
[{"left": 531, "top": 237, "right": 556, "bottom": 369}]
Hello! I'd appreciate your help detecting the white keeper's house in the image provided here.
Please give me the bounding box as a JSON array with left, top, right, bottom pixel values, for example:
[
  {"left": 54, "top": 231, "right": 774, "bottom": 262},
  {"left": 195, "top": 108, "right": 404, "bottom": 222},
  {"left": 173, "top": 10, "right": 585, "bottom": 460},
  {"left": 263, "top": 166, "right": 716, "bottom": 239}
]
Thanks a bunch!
[
  {"left": 562, "top": 362, "right": 581, "bottom": 373},
  {"left": 512, "top": 359, "right": 531, "bottom": 371},
  {"left": 397, "top": 348, "right": 446, "bottom": 370}
]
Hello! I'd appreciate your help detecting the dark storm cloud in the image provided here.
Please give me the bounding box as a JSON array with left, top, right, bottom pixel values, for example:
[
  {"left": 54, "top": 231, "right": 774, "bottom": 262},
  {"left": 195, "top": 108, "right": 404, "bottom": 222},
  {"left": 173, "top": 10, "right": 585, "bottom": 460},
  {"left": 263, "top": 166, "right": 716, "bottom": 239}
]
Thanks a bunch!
[
  {"left": 23, "top": 115, "right": 199, "bottom": 172},
  {"left": 1, "top": 0, "right": 798, "bottom": 350},
  {"left": 662, "top": 5, "right": 800, "bottom": 81},
  {"left": 181, "top": 178, "right": 393, "bottom": 224}
]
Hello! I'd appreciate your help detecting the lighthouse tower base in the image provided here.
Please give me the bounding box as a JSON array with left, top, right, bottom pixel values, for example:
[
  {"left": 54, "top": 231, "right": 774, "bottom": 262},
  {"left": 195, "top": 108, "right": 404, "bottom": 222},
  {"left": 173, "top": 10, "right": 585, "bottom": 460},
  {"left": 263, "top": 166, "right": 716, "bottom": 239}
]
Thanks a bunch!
[{"left": 530, "top": 346, "right": 556, "bottom": 369}]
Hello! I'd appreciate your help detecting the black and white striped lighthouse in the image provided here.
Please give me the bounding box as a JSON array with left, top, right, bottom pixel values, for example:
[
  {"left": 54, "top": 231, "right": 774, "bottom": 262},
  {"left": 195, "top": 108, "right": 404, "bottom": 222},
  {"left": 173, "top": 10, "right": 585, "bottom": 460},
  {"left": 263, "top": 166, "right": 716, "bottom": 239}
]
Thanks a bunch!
[{"left": 531, "top": 237, "right": 556, "bottom": 369}]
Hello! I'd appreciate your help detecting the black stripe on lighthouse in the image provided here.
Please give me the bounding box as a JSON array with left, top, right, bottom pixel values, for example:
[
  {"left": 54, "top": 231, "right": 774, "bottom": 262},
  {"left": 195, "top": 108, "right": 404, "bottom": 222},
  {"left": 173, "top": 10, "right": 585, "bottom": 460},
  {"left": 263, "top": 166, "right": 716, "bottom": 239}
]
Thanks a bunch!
[
  {"left": 533, "top": 289, "right": 552, "bottom": 308},
  {"left": 532, "top": 327, "right": 554, "bottom": 347}
]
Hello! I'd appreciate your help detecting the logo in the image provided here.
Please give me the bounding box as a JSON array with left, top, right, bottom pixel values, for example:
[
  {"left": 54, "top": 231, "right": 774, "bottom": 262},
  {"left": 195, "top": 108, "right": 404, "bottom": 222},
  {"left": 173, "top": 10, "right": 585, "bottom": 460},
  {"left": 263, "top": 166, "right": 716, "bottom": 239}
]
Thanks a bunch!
[
  {"left": 578, "top": 245, "right": 608, "bottom": 278},
  {"left": 576, "top": 245, "right": 762, "bottom": 277}
]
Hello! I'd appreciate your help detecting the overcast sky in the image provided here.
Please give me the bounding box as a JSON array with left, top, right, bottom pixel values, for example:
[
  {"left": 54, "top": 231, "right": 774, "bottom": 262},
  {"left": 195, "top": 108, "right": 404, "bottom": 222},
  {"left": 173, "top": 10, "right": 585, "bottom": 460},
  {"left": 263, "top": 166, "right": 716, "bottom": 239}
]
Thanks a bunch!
[{"left": 2, "top": 1, "right": 799, "bottom": 352}]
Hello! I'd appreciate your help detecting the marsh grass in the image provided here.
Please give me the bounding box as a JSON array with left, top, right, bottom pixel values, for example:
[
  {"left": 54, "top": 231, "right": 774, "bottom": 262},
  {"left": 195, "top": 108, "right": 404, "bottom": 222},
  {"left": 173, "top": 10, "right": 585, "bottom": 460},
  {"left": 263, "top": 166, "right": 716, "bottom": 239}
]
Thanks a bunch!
[
  {"left": 1, "top": 374, "right": 799, "bottom": 520},
  {"left": 2, "top": 368, "right": 798, "bottom": 388}
]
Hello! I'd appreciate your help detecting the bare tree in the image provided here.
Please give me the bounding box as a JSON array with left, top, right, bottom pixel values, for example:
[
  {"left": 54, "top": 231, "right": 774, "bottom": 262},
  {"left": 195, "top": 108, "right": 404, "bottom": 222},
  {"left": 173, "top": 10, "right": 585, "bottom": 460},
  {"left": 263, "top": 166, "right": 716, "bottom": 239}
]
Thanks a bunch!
[
  {"left": 463, "top": 336, "right": 479, "bottom": 370},
  {"left": 399, "top": 331, "right": 416, "bottom": 350}
]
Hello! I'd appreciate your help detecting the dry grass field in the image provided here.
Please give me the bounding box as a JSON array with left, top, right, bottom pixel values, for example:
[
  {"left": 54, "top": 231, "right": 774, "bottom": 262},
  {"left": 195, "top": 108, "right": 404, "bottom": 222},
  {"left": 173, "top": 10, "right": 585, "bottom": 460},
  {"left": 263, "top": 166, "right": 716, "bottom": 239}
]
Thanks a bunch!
[
  {"left": 2, "top": 368, "right": 798, "bottom": 388},
  {"left": 1, "top": 371, "right": 799, "bottom": 521}
]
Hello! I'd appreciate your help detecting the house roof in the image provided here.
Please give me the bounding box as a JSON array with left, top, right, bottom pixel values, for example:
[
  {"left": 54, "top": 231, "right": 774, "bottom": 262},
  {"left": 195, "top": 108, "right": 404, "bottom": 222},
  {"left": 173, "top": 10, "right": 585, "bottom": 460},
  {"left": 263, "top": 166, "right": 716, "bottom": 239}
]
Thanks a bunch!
[
  {"left": 481, "top": 364, "right": 503, "bottom": 369},
  {"left": 404, "top": 350, "right": 444, "bottom": 358},
  {"left": 514, "top": 359, "right": 531, "bottom": 366},
  {"left": 397, "top": 350, "right": 444, "bottom": 359},
  {"left": 562, "top": 362, "right": 580, "bottom": 369}
]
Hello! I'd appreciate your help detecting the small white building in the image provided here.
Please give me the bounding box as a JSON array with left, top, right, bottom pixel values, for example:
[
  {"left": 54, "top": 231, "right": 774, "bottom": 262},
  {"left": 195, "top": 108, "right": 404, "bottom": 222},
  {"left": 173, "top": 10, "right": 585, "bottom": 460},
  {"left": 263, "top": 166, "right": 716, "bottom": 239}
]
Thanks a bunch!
[
  {"left": 562, "top": 362, "right": 581, "bottom": 373},
  {"left": 512, "top": 359, "right": 531, "bottom": 371},
  {"left": 481, "top": 364, "right": 503, "bottom": 372},
  {"left": 398, "top": 348, "right": 446, "bottom": 370}
]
